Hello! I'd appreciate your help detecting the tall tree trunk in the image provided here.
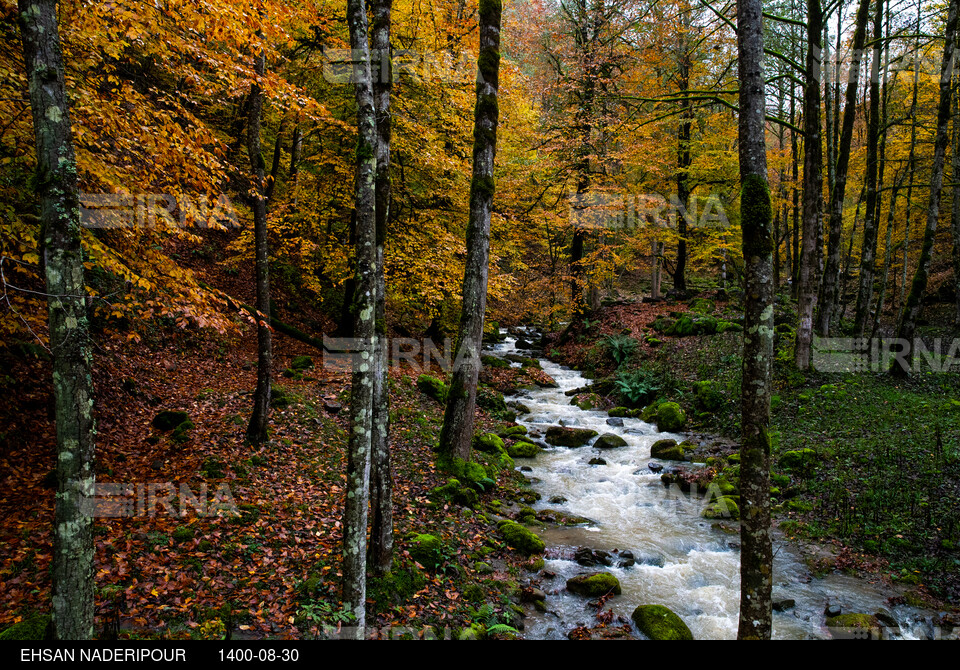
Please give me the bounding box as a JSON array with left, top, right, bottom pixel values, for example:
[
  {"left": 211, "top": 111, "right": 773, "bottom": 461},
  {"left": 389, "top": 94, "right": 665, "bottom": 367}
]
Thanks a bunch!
[
  {"left": 18, "top": 0, "right": 96, "bottom": 640},
  {"left": 898, "top": 10, "right": 922, "bottom": 323},
  {"left": 437, "top": 0, "right": 501, "bottom": 462},
  {"left": 893, "top": 0, "right": 959, "bottom": 376},
  {"left": 952, "top": 30, "right": 960, "bottom": 329},
  {"left": 796, "top": 0, "right": 823, "bottom": 371},
  {"left": 246, "top": 43, "right": 273, "bottom": 446},
  {"left": 674, "top": 7, "right": 692, "bottom": 295},
  {"left": 853, "top": 0, "right": 884, "bottom": 336},
  {"left": 736, "top": 0, "right": 774, "bottom": 641},
  {"left": 369, "top": 0, "right": 394, "bottom": 577},
  {"left": 818, "top": 0, "right": 871, "bottom": 336},
  {"left": 289, "top": 120, "right": 302, "bottom": 208},
  {"left": 342, "top": 0, "right": 379, "bottom": 637}
]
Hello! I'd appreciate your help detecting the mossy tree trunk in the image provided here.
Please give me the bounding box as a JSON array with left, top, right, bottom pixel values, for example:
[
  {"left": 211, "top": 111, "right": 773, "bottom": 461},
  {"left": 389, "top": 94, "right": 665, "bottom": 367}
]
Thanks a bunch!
[
  {"left": 893, "top": 0, "right": 958, "bottom": 376},
  {"left": 795, "top": 0, "right": 822, "bottom": 371},
  {"left": 342, "top": 0, "right": 379, "bottom": 637},
  {"left": 952, "top": 32, "right": 960, "bottom": 329},
  {"left": 246, "top": 42, "right": 273, "bottom": 446},
  {"left": 817, "top": 0, "right": 870, "bottom": 337},
  {"left": 736, "top": 0, "right": 774, "bottom": 640},
  {"left": 437, "top": 0, "right": 501, "bottom": 463},
  {"left": 369, "top": 0, "right": 394, "bottom": 577},
  {"left": 18, "top": 0, "right": 95, "bottom": 640}
]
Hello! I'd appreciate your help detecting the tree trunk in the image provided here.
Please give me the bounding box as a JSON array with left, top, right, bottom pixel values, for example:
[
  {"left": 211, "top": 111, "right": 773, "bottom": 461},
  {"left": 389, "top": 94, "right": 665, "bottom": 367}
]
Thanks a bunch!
[
  {"left": 817, "top": 0, "right": 871, "bottom": 336},
  {"left": 368, "top": 0, "right": 394, "bottom": 578},
  {"left": 853, "top": 0, "right": 884, "bottom": 336},
  {"left": 952, "top": 30, "right": 960, "bottom": 329},
  {"left": 342, "top": 0, "right": 379, "bottom": 637},
  {"left": 736, "top": 0, "right": 774, "bottom": 641},
  {"left": 893, "top": 0, "right": 959, "bottom": 376},
  {"left": 18, "top": 0, "right": 96, "bottom": 640},
  {"left": 796, "top": 0, "right": 822, "bottom": 371},
  {"left": 437, "top": 0, "right": 501, "bottom": 463},
  {"left": 246, "top": 43, "right": 273, "bottom": 446}
]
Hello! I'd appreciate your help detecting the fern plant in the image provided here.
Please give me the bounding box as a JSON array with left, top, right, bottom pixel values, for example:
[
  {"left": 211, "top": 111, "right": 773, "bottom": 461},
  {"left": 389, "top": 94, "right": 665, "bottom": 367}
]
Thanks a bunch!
[
  {"left": 614, "top": 368, "right": 660, "bottom": 407},
  {"left": 602, "top": 334, "right": 638, "bottom": 368}
]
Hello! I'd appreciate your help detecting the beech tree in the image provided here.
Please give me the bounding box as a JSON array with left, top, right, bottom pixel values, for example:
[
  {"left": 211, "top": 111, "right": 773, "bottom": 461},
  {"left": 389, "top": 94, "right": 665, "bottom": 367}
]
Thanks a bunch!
[
  {"left": 736, "top": 0, "right": 774, "bottom": 640},
  {"left": 342, "top": 0, "right": 379, "bottom": 637},
  {"left": 246, "top": 40, "right": 273, "bottom": 446},
  {"left": 18, "top": 0, "right": 96, "bottom": 640},
  {"left": 437, "top": 0, "right": 502, "bottom": 462}
]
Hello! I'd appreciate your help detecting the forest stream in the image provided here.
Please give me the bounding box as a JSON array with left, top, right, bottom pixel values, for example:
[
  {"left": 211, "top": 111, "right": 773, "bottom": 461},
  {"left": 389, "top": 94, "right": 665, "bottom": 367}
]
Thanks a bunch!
[{"left": 487, "top": 329, "right": 941, "bottom": 640}]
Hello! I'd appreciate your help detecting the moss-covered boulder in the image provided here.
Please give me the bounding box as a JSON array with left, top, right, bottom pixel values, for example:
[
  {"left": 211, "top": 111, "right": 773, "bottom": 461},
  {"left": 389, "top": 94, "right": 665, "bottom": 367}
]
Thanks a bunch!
[
  {"left": 594, "top": 433, "right": 628, "bottom": 449},
  {"left": 473, "top": 433, "right": 506, "bottom": 454},
  {"left": 152, "top": 410, "right": 189, "bottom": 431},
  {"left": 631, "top": 605, "right": 694, "bottom": 640},
  {"left": 497, "top": 425, "right": 528, "bottom": 438},
  {"left": 650, "top": 438, "right": 686, "bottom": 461},
  {"left": 566, "top": 572, "right": 622, "bottom": 597},
  {"left": 508, "top": 441, "right": 540, "bottom": 458},
  {"left": 716, "top": 320, "right": 744, "bottom": 334},
  {"left": 417, "top": 375, "right": 448, "bottom": 404},
  {"left": 702, "top": 496, "right": 740, "bottom": 520},
  {"left": 693, "top": 381, "right": 724, "bottom": 412},
  {"left": 290, "top": 355, "right": 314, "bottom": 371},
  {"left": 607, "top": 406, "right": 639, "bottom": 418},
  {"left": 408, "top": 533, "right": 444, "bottom": 569},
  {"left": 498, "top": 521, "right": 545, "bottom": 555},
  {"left": 779, "top": 448, "right": 818, "bottom": 472},
  {"left": 688, "top": 297, "right": 715, "bottom": 314},
  {"left": 656, "top": 402, "right": 686, "bottom": 432},
  {"left": 0, "top": 613, "right": 52, "bottom": 640},
  {"left": 545, "top": 426, "right": 598, "bottom": 447}
]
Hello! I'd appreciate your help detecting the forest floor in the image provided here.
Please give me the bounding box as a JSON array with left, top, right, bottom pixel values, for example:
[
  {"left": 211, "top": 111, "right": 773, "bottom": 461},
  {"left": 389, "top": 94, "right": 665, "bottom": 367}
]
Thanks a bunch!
[
  {"left": 3, "top": 268, "right": 959, "bottom": 639},
  {"left": 545, "top": 290, "right": 960, "bottom": 616}
]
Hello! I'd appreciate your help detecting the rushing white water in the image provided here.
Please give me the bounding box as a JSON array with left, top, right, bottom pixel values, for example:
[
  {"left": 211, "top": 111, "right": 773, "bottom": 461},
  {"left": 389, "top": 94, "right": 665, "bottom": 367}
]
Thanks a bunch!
[{"left": 489, "top": 331, "right": 937, "bottom": 640}]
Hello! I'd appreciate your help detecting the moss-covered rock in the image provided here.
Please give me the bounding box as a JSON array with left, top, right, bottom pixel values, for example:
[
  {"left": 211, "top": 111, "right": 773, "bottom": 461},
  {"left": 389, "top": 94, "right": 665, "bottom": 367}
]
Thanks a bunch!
[
  {"left": 409, "top": 533, "right": 444, "bottom": 569},
  {"left": 656, "top": 402, "right": 686, "bottom": 432},
  {"left": 693, "top": 380, "right": 725, "bottom": 412},
  {"left": 631, "top": 605, "right": 694, "bottom": 640},
  {"left": 779, "top": 448, "right": 818, "bottom": 472},
  {"left": 498, "top": 520, "right": 545, "bottom": 555},
  {"left": 703, "top": 497, "right": 740, "bottom": 520},
  {"left": 545, "top": 426, "right": 598, "bottom": 447},
  {"left": 473, "top": 433, "right": 506, "bottom": 454},
  {"left": 594, "top": 433, "right": 628, "bottom": 449},
  {"left": 476, "top": 386, "right": 508, "bottom": 415},
  {"left": 290, "top": 355, "right": 314, "bottom": 370},
  {"left": 608, "top": 406, "right": 642, "bottom": 418},
  {"left": 497, "top": 425, "right": 528, "bottom": 438},
  {"left": 152, "top": 410, "right": 189, "bottom": 431},
  {"left": 650, "top": 438, "right": 685, "bottom": 461},
  {"left": 566, "top": 572, "right": 622, "bottom": 597},
  {"left": 508, "top": 441, "right": 540, "bottom": 458},
  {"left": 570, "top": 393, "right": 604, "bottom": 411},
  {"left": 0, "top": 614, "right": 52, "bottom": 640},
  {"left": 417, "top": 375, "right": 448, "bottom": 404}
]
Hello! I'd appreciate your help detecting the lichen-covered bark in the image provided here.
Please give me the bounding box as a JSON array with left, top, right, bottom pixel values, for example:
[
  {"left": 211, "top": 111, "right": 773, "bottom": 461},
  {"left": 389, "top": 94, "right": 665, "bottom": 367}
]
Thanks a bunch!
[
  {"left": 18, "top": 0, "right": 95, "bottom": 640},
  {"left": 437, "top": 0, "right": 501, "bottom": 463},
  {"left": 246, "top": 44, "right": 273, "bottom": 446},
  {"left": 818, "top": 0, "right": 871, "bottom": 336},
  {"left": 952, "top": 39, "right": 960, "bottom": 329},
  {"left": 736, "top": 0, "right": 774, "bottom": 640},
  {"left": 795, "top": 0, "right": 822, "bottom": 371},
  {"left": 369, "top": 0, "right": 394, "bottom": 577},
  {"left": 342, "top": 0, "right": 379, "bottom": 637},
  {"left": 894, "top": 0, "right": 958, "bottom": 376}
]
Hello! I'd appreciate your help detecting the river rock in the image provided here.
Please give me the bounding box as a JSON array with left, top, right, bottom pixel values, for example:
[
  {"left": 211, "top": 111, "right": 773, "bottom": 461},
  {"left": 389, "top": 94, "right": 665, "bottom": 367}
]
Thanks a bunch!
[
  {"left": 588, "top": 457, "right": 607, "bottom": 465},
  {"left": 545, "top": 426, "right": 598, "bottom": 447},
  {"left": 648, "top": 462, "right": 664, "bottom": 473},
  {"left": 632, "top": 605, "right": 694, "bottom": 640},
  {"left": 824, "top": 604, "right": 842, "bottom": 618},
  {"left": 772, "top": 599, "right": 796, "bottom": 612},
  {"left": 616, "top": 550, "right": 636, "bottom": 568},
  {"left": 606, "top": 417, "right": 624, "bottom": 427},
  {"left": 566, "top": 572, "right": 621, "bottom": 597},
  {"left": 594, "top": 433, "right": 628, "bottom": 449}
]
